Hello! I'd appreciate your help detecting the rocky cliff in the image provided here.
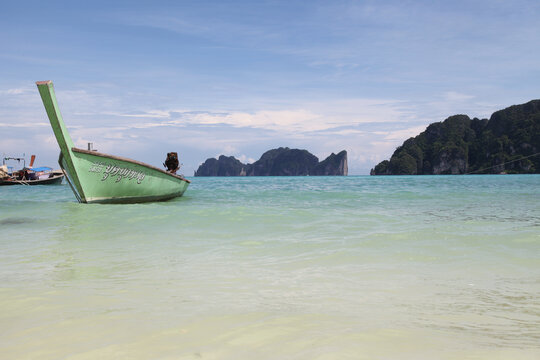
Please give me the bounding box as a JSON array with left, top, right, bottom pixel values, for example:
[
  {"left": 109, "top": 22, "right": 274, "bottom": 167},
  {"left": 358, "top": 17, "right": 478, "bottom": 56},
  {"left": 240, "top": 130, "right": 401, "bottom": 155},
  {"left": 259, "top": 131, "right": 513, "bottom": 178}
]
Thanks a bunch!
[
  {"left": 194, "top": 155, "right": 246, "bottom": 176},
  {"left": 312, "top": 150, "right": 348, "bottom": 176},
  {"left": 195, "top": 148, "right": 348, "bottom": 176},
  {"left": 371, "top": 99, "right": 540, "bottom": 175}
]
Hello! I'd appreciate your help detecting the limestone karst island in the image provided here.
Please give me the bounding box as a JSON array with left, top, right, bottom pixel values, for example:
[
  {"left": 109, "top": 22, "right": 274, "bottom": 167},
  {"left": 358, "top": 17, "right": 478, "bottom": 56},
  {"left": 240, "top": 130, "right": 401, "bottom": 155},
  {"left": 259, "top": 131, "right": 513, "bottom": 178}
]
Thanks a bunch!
[
  {"left": 371, "top": 99, "right": 540, "bottom": 175},
  {"left": 195, "top": 148, "right": 348, "bottom": 176}
]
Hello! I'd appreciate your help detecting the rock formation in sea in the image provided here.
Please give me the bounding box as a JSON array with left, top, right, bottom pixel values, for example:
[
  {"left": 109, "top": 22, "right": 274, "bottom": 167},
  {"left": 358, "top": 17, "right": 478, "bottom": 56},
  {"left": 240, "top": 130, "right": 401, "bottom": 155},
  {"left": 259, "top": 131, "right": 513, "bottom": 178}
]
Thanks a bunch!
[
  {"left": 371, "top": 99, "right": 540, "bottom": 175},
  {"left": 194, "top": 155, "right": 246, "bottom": 176},
  {"left": 245, "top": 148, "right": 318, "bottom": 176},
  {"left": 312, "top": 150, "right": 348, "bottom": 176},
  {"left": 195, "top": 148, "right": 348, "bottom": 176}
]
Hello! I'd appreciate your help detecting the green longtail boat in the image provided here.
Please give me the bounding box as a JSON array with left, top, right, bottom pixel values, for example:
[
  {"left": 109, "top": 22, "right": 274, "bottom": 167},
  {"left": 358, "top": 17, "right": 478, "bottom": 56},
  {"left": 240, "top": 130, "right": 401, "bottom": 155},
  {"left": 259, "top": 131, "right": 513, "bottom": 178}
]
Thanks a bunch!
[{"left": 36, "top": 81, "right": 190, "bottom": 203}]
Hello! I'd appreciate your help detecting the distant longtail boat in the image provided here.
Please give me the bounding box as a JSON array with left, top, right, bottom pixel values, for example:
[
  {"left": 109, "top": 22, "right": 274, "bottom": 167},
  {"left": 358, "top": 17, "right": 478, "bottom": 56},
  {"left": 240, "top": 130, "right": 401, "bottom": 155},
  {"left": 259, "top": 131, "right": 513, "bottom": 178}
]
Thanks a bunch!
[
  {"left": 36, "top": 80, "right": 190, "bottom": 203},
  {"left": 1, "top": 155, "right": 64, "bottom": 186}
]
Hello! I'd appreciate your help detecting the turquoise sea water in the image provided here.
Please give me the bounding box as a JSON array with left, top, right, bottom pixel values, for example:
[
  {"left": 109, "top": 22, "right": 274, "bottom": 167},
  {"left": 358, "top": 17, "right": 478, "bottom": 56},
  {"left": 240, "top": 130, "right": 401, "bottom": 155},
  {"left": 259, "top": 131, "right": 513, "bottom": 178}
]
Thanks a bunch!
[{"left": 1, "top": 175, "right": 539, "bottom": 359}]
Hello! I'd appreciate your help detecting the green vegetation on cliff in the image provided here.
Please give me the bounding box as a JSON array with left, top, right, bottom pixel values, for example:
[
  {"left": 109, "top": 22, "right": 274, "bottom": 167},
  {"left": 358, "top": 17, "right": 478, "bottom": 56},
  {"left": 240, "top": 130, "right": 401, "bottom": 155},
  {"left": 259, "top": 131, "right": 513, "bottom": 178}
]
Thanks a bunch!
[{"left": 371, "top": 100, "right": 540, "bottom": 175}]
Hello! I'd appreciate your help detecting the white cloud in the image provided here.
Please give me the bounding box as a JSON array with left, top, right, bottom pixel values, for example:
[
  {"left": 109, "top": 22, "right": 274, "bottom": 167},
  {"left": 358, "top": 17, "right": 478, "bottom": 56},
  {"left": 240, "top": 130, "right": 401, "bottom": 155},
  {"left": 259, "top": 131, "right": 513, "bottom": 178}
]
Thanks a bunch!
[
  {"left": 381, "top": 125, "right": 428, "bottom": 141},
  {"left": 220, "top": 145, "right": 238, "bottom": 156},
  {"left": 187, "top": 109, "right": 323, "bottom": 131},
  {"left": 6, "top": 88, "right": 29, "bottom": 95},
  {"left": 443, "top": 91, "right": 475, "bottom": 102},
  {"left": 99, "top": 97, "right": 413, "bottom": 135},
  {"left": 237, "top": 154, "right": 256, "bottom": 164},
  {"left": 107, "top": 110, "right": 172, "bottom": 119},
  {"left": 0, "top": 122, "right": 49, "bottom": 128}
]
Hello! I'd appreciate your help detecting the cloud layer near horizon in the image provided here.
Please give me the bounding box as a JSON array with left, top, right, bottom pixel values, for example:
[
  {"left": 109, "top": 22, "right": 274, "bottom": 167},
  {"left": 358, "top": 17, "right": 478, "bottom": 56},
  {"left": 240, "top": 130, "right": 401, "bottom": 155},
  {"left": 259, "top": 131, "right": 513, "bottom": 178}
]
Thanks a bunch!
[{"left": 0, "top": 83, "right": 505, "bottom": 175}]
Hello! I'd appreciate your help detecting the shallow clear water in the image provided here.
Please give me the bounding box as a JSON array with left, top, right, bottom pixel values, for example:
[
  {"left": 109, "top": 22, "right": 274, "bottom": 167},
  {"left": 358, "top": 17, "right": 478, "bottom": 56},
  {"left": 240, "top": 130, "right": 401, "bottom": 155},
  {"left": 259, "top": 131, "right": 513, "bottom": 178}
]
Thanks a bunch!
[{"left": 1, "top": 175, "right": 539, "bottom": 359}]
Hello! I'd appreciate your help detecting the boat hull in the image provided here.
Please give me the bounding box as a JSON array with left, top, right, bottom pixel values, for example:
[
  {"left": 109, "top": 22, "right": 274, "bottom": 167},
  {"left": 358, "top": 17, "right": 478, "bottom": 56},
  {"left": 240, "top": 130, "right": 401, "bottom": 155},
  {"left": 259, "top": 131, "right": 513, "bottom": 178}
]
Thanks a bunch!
[
  {"left": 63, "top": 148, "right": 190, "bottom": 204},
  {"left": 0, "top": 173, "right": 64, "bottom": 186},
  {"left": 37, "top": 80, "right": 190, "bottom": 204}
]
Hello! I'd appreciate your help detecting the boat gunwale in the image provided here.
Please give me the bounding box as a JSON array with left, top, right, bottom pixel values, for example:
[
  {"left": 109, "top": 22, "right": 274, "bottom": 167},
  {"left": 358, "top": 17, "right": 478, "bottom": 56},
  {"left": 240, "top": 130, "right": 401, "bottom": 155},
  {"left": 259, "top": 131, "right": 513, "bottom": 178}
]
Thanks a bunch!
[{"left": 71, "top": 147, "right": 191, "bottom": 183}]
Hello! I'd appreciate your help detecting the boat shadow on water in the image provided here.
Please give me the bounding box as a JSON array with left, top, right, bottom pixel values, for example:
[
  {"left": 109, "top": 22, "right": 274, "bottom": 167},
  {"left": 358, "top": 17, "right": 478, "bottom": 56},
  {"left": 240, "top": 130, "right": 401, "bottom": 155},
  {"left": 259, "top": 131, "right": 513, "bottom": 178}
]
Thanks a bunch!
[{"left": 0, "top": 217, "right": 36, "bottom": 226}]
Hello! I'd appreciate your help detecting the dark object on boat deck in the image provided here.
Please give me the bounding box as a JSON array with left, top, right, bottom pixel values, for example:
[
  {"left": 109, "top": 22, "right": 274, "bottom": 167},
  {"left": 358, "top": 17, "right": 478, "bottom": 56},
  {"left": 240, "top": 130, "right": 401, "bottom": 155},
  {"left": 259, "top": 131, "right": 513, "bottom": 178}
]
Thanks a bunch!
[{"left": 164, "top": 152, "right": 180, "bottom": 174}]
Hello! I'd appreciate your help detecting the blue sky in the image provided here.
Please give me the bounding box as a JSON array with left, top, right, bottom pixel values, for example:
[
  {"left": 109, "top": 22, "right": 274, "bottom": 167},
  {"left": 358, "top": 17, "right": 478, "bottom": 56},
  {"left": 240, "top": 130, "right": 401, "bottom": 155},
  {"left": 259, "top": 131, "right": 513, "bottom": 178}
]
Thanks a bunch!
[{"left": 1, "top": 0, "right": 539, "bottom": 174}]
